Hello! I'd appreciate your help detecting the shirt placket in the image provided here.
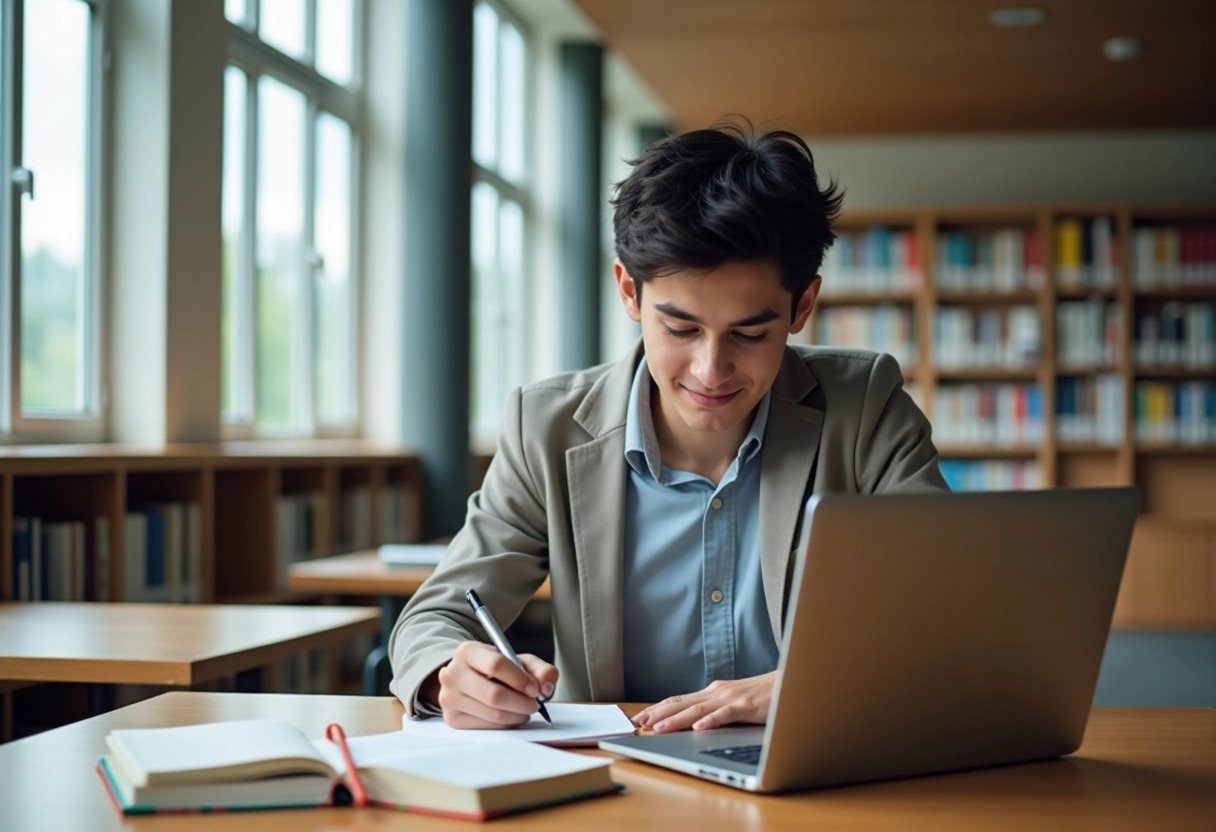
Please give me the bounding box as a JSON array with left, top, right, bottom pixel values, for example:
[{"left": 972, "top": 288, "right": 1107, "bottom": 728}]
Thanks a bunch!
[{"left": 701, "top": 479, "right": 738, "bottom": 684}]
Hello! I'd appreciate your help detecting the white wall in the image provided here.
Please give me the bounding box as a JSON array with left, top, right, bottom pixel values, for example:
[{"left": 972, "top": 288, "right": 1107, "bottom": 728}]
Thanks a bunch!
[
  {"left": 110, "top": 0, "right": 224, "bottom": 444},
  {"left": 807, "top": 131, "right": 1216, "bottom": 208},
  {"left": 361, "top": 0, "right": 408, "bottom": 443}
]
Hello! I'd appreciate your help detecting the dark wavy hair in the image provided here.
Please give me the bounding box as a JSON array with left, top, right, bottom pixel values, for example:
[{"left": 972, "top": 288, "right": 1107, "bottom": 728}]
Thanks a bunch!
[{"left": 612, "top": 119, "right": 844, "bottom": 317}]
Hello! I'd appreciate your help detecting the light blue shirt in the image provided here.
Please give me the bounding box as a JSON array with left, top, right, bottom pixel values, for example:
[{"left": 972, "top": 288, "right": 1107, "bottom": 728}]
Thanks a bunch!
[{"left": 621, "top": 358, "right": 780, "bottom": 703}]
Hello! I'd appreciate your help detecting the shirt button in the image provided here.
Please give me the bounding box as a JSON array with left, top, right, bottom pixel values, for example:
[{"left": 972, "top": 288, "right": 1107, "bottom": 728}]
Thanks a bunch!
[
  {"left": 710, "top": 589, "right": 724, "bottom": 604},
  {"left": 710, "top": 497, "right": 723, "bottom": 510}
]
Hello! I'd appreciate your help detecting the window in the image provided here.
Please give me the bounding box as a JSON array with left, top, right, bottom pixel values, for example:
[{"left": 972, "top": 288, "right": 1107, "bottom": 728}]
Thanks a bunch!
[
  {"left": 0, "top": 0, "right": 106, "bottom": 439},
  {"left": 223, "top": 0, "right": 361, "bottom": 436},
  {"left": 471, "top": 0, "right": 529, "bottom": 441}
]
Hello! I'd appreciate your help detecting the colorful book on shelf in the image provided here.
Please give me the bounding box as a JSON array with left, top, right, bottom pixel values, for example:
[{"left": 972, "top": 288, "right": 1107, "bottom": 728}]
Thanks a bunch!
[{"left": 97, "top": 719, "right": 621, "bottom": 821}]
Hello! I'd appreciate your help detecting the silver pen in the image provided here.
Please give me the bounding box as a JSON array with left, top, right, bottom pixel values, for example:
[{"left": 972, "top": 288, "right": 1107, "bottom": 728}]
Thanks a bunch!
[{"left": 465, "top": 589, "right": 553, "bottom": 725}]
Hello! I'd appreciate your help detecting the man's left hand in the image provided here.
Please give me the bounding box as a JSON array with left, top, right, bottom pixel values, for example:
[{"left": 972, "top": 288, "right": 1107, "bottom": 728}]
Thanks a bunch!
[{"left": 631, "top": 671, "right": 778, "bottom": 733}]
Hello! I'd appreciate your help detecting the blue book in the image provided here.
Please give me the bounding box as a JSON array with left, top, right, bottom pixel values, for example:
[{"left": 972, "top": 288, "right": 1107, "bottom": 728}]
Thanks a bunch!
[
  {"left": 12, "top": 520, "right": 31, "bottom": 601},
  {"left": 145, "top": 510, "right": 166, "bottom": 601}
]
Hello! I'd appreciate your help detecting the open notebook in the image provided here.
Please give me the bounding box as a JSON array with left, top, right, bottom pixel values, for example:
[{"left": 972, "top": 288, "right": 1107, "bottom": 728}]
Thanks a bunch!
[
  {"left": 401, "top": 703, "right": 637, "bottom": 747},
  {"left": 97, "top": 719, "right": 620, "bottom": 821}
]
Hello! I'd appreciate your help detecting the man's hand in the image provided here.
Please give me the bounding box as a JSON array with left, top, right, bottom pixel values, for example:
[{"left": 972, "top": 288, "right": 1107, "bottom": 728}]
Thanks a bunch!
[
  {"left": 421, "top": 641, "right": 559, "bottom": 729},
  {"left": 631, "top": 671, "right": 778, "bottom": 733}
]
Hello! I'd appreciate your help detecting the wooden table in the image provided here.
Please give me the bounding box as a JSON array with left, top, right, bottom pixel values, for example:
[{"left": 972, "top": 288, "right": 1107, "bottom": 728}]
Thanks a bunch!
[
  {"left": 287, "top": 551, "right": 551, "bottom": 694},
  {"left": 1, "top": 692, "right": 1212, "bottom": 831},
  {"left": 0, "top": 602, "right": 379, "bottom": 686},
  {"left": 287, "top": 550, "right": 552, "bottom": 599}
]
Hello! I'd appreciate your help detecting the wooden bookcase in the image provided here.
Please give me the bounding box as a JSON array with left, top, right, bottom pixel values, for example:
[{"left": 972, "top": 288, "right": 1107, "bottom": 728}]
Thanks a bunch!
[
  {"left": 0, "top": 441, "right": 422, "bottom": 606},
  {"left": 804, "top": 203, "right": 1216, "bottom": 629}
]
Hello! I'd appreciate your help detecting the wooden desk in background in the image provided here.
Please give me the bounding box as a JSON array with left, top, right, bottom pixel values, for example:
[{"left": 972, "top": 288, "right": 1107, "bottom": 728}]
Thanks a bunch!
[
  {"left": 287, "top": 551, "right": 551, "bottom": 694},
  {"left": 0, "top": 692, "right": 1212, "bottom": 831},
  {"left": 287, "top": 550, "right": 552, "bottom": 599},
  {"left": 0, "top": 602, "right": 379, "bottom": 686}
]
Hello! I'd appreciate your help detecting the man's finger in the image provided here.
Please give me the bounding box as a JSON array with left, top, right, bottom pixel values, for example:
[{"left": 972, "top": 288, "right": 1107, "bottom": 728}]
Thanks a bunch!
[
  {"left": 463, "top": 644, "right": 541, "bottom": 697},
  {"left": 634, "top": 693, "right": 699, "bottom": 727},
  {"left": 518, "top": 654, "right": 559, "bottom": 699},
  {"left": 442, "top": 687, "right": 532, "bottom": 729},
  {"left": 692, "top": 704, "right": 737, "bottom": 731},
  {"left": 652, "top": 700, "right": 718, "bottom": 733}
]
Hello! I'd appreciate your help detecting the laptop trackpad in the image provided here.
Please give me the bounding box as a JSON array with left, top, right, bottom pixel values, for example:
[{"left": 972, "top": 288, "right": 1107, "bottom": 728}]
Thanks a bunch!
[{"left": 607, "top": 725, "right": 767, "bottom": 774}]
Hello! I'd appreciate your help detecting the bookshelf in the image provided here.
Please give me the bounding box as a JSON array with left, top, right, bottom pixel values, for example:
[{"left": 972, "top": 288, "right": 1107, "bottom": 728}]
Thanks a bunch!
[
  {"left": 805, "top": 203, "right": 1216, "bottom": 629},
  {"left": 0, "top": 442, "right": 422, "bottom": 606}
]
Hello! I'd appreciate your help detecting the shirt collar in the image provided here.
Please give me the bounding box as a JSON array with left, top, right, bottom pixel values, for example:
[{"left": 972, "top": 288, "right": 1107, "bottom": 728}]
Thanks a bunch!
[{"left": 624, "top": 357, "right": 772, "bottom": 480}]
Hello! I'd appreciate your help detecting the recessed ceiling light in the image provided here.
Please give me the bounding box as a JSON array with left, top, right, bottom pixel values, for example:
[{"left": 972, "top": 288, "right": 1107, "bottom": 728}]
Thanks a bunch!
[
  {"left": 1103, "top": 37, "right": 1143, "bottom": 62},
  {"left": 989, "top": 8, "right": 1047, "bottom": 27}
]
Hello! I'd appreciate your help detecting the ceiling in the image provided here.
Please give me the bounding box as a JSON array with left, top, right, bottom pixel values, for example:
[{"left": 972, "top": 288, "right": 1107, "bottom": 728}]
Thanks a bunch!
[{"left": 570, "top": 0, "right": 1216, "bottom": 135}]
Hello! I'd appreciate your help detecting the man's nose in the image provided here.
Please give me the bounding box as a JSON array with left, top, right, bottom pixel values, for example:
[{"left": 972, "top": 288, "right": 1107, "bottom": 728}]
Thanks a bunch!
[{"left": 692, "top": 340, "right": 732, "bottom": 388}]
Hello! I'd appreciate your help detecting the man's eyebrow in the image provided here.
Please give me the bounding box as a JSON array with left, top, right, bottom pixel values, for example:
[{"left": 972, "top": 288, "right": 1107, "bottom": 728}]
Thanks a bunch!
[{"left": 653, "top": 302, "right": 781, "bottom": 328}]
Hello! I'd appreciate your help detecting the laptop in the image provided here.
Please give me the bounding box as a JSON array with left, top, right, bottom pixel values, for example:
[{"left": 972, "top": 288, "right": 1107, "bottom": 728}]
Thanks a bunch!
[{"left": 599, "top": 487, "right": 1140, "bottom": 793}]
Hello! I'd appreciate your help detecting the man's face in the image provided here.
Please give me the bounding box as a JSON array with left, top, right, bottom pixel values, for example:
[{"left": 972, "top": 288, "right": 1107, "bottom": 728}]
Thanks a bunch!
[{"left": 616, "top": 259, "right": 818, "bottom": 447}]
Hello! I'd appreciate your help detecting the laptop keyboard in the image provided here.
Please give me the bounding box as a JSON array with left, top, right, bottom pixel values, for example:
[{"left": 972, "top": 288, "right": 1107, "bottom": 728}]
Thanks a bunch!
[{"left": 700, "top": 744, "right": 762, "bottom": 766}]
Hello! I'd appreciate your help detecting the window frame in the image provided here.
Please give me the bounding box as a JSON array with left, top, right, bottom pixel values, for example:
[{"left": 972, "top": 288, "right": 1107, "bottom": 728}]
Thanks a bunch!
[
  {"left": 223, "top": 0, "right": 364, "bottom": 439},
  {"left": 0, "top": 0, "right": 110, "bottom": 443},
  {"left": 470, "top": 0, "right": 533, "bottom": 443}
]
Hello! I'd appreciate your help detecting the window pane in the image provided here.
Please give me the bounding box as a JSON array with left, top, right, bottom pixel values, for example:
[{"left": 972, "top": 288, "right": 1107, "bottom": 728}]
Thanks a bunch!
[
  {"left": 499, "top": 21, "right": 526, "bottom": 184},
  {"left": 498, "top": 196, "right": 525, "bottom": 386},
  {"left": 472, "top": 2, "right": 498, "bottom": 170},
  {"left": 222, "top": 67, "right": 248, "bottom": 422},
  {"left": 21, "top": 0, "right": 90, "bottom": 414},
  {"left": 313, "top": 112, "right": 354, "bottom": 425},
  {"left": 225, "top": 0, "right": 251, "bottom": 28},
  {"left": 316, "top": 0, "right": 354, "bottom": 85},
  {"left": 256, "top": 77, "right": 306, "bottom": 430},
  {"left": 259, "top": 0, "right": 307, "bottom": 61},
  {"left": 470, "top": 182, "right": 499, "bottom": 439}
]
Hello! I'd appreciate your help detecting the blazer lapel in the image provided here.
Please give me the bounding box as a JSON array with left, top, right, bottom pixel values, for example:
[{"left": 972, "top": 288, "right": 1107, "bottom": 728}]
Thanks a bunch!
[
  {"left": 758, "top": 348, "right": 822, "bottom": 643},
  {"left": 567, "top": 435, "right": 628, "bottom": 701},
  {"left": 566, "top": 342, "right": 641, "bottom": 701}
]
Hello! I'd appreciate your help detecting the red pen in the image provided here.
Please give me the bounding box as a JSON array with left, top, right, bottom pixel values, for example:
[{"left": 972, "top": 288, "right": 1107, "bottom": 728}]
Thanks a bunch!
[{"left": 325, "top": 723, "right": 369, "bottom": 808}]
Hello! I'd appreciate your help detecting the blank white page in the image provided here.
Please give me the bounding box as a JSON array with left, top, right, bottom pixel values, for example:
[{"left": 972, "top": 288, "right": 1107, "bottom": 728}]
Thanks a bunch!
[{"left": 399, "top": 703, "right": 636, "bottom": 746}]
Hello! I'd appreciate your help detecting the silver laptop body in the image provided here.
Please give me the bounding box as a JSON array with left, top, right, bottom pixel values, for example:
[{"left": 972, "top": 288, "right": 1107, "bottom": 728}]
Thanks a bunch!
[{"left": 600, "top": 487, "right": 1140, "bottom": 793}]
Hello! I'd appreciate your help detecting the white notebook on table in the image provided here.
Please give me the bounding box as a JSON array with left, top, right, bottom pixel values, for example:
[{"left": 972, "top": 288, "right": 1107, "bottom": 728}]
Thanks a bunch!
[{"left": 401, "top": 703, "right": 636, "bottom": 747}]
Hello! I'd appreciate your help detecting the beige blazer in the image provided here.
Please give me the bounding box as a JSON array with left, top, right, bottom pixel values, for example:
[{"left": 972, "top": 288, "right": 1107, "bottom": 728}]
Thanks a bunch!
[{"left": 388, "top": 342, "right": 948, "bottom": 715}]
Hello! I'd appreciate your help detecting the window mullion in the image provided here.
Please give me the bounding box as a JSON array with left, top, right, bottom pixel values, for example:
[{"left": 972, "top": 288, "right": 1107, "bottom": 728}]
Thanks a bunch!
[
  {"left": 228, "top": 23, "right": 358, "bottom": 126},
  {"left": 82, "top": 0, "right": 108, "bottom": 417},
  {"left": 241, "top": 69, "right": 258, "bottom": 425},
  {"left": 3, "top": 0, "right": 25, "bottom": 433},
  {"left": 298, "top": 101, "right": 318, "bottom": 434}
]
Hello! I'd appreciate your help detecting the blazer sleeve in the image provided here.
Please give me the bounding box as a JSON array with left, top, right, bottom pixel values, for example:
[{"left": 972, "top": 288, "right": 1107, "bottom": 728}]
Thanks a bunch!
[
  {"left": 854, "top": 353, "right": 951, "bottom": 494},
  {"left": 388, "top": 386, "right": 552, "bottom": 717}
]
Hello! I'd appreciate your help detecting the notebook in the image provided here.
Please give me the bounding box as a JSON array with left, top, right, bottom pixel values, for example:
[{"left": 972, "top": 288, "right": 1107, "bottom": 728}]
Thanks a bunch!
[
  {"left": 97, "top": 719, "right": 620, "bottom": 820},
  {"left": 377, "top": 544, "right": 447, "bottom": 566},
  {"left": 401, "top": 703, "right": 637, "bottom": 746},
  {"left": 600, "top": 487, "right": 1140, "bottom": 793}
]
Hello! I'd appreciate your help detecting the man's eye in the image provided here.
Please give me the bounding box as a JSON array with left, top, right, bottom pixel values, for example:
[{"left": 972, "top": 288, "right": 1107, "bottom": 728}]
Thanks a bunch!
[
  {"left": 661, "top": 325, "right": 697, "bottom": 338},
  {"left": 734, "top": 331, "right": 767, "bottom": 344}
]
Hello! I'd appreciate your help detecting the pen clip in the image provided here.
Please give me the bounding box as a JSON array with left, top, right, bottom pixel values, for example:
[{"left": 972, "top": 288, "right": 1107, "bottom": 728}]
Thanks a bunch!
[{"left": 325, "top": 723, "right": 369, "bottom": 808}]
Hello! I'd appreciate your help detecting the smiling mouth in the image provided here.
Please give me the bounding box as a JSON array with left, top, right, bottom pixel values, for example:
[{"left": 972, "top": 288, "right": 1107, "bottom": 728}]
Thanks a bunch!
[{"left": 684, "top": 387, "right": 741, "bottom": 408}]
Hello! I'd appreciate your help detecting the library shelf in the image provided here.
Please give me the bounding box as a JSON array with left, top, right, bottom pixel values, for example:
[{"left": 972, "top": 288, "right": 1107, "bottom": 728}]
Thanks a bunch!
[
  {"left": 1134, "top": 286, "right": 1216, "bottom": 300},
  {"left": 1132, "top": 367, "right": 1216, "bottom": 379},
  {"left": 935, "top": 289, "right": 1040, "bottom": 304},
  {"left": 1134, "top": 444, "right": 1216, "bottom": 455},
  {"left": 935, "top": 368, "right": 1040, "bottom": 382},
  {"left": 937, "top": 445, "right": 1040, "bottom": 459},
  {"left": 815, "top": 291, "right": 919, "bottom": 305},
  {"left": 1056, "top": 443, "right": 1124, "bottom": 454},
  {"left": 803, "top": 202, "right": 1216, "bottom": 629},
  {"left": 1056, "top": 287, "right": 1120, "bottom": 300},
  {"left": 0, "top": 441, "right": 423, "bottom": 606}
]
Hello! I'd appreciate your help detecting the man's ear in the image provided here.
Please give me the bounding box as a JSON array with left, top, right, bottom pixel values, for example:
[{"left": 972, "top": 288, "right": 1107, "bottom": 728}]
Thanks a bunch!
[
  {"left": 615, "top": 259, "right": 642, "bottom": 323},
  {"left": 788, "top": 276, "right": 821, "bottom": 335}
]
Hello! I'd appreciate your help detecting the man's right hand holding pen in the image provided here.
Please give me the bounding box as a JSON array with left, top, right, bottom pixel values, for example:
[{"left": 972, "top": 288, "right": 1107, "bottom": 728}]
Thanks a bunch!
[{"left": 420, "top": 642, "right": 559, "bottom": 729}]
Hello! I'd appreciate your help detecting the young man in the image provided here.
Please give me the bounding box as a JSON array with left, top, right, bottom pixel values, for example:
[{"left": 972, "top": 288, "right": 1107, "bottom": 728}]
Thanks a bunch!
[{"left": 389, "top": 122, "right": 948, "bottom": 733}]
